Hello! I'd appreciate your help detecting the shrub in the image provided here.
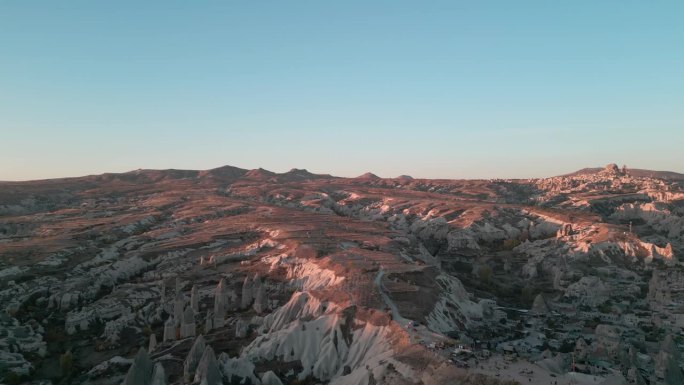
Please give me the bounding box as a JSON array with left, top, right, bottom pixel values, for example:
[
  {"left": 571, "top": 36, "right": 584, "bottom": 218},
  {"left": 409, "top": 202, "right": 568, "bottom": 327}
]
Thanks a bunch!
[
  {"left": 60, "top": 351, "right": 73, "bottom": 377},
  {"left": 501, "top": 239, "right": 521, "bottom": 250},
  {"left": 3, "top": 372, "right": 24, "bottom": 385},
  {"left": 478, "top": 265, "right": 492, "bottom": 284}
]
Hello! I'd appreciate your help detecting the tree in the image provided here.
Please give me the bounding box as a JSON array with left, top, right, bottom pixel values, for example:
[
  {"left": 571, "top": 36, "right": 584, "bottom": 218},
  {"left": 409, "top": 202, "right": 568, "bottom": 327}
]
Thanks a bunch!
[
  {"left": 521, "top": 286, "right": 534, "bottom": 304},
  {"left": 665, "top": 355, "right": 684, "bottom": 385},
  {"left": 60, "top": 351, "right": 73, "bottom": 378},
  {"left": 3, "top": 372, "right": 24, "bottom": 385},
  {"left": 478, "top": 265, "right": 492, "bottom": 285},
  {"left": 502, "top": 239, "right": 521, "bottom": 251}
]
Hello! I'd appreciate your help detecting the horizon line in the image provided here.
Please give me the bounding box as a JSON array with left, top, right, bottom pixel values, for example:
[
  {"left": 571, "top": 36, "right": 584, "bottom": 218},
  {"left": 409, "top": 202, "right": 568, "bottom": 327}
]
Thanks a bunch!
[{"left": 2, "top": 163, "right": 683, "bottom": 183}]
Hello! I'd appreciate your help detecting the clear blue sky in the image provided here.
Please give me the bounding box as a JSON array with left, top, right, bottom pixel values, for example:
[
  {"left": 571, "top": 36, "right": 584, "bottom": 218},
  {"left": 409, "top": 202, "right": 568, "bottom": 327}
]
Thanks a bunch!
[{"left": 1, "top": 1, "right": 683, "bottom": 180}]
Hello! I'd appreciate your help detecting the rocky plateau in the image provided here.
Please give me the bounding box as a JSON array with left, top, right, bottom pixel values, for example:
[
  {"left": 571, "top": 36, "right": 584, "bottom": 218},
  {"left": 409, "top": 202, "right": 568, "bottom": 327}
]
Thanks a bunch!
[{"left": 1, "top": 163, "right": 684, "bottom": 385}]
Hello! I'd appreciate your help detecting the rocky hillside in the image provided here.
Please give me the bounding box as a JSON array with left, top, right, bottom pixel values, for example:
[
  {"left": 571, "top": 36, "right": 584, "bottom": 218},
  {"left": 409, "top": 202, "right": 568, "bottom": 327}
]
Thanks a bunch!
[
  {"left": 1, "top": 164, "right": 683, "bottom": 385},
  {"left": 563, "top": 164, "right": 684, "bottom": 180}
]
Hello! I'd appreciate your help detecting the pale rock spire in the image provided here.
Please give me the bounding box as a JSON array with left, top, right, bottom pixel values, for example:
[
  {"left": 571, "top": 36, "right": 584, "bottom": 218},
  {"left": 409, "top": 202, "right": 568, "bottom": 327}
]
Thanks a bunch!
[
  {"left": 191, "top": 285, "right": 199, "bottom": 313},
  {"left": 240, "top": 276, "right": 253, "bottom": 309},
  {"left": 148, "top": 332, "right": 157, "bottom": 352},
  {"left": 253, "top": 284, "right": 267, "bottom": 314},
  {"left": 235, "top": 319, "right": 248, "bottom": 338},
  {"left": 123, "top": 348, "right": 153, "bottom": 385},
  {"left": 183, "top": 335, "right": 206, "bottom": 381},
  {"left": 163, "top": 316, "right": 176, "bottom": 342},
  {"left": 205, "top": 310, "right": 214, "bottom": 332},
  {"left": 193, "top": 346, "right": 222, "bottom": 385},
  {"left": 181, "top": 306, "right": 196, "bottom": 338},
  {"left": 150, "top": 362, "right": 168, "bottom": 385}
]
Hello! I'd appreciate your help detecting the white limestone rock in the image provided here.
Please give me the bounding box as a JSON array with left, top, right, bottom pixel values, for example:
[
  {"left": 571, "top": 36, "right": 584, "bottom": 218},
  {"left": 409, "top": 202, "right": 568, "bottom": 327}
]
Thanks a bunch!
[
  {"left": 241, "top": 276, "right": 253, "bottom": 309},
  {"left": 592, "top": 324, "right": 621, "bottom": 357},
  {"left": 205, "top": 310, "right": 214, "bottom": 332},
  {"left": 214, "top": 278, "right": 230, "bottom": 318},
  {"left": 235, "top": 319, "right": 248, "bottom": 339},
  {"left": 174, "top": 292, "right": 185, "bottom": 327},
  {"left": 565, "top": 276, "right": 609, "bottom": 307},
  {"left": 446, "top": 229, "right": 480, "bottom": 250},
  {"left": 217, "top": 353, "right": 260, "bottom": 385},
  {"left": 243, "top": 292, "right": 409, "bottom": 383},
  {"left": 261, "top": 370, "right": 284, "bottom": 385},
  {"left": 191, "top": 285, "right": 199, "bottom": 313},
  {"left": 163, "top": 316, "right": 176, "bottom": 342},
  {"left": 183, "top": 335, "right": 206, "bottom": 381},
  {"left": 253, "top": 284, "right": 267, "bottom": 314},
  {"left": 150, "top": 362, "right": 168, "bottom": 385},
  {"left": 530, "top": 294, "right": 549, "bottom": 315},
  {"left": 123, "top": 348, "right": 153, "bottom": 385},
  {"left": 425, "top": 274, "right": 484, "bottom": 333},
  {"left": 181, "top": 306, "right": 196, "bottom": 338},
  {"left": 193, "top": 346, "right": 222, "bottom": 385},
  {"left": 148, "top": 333, "right": 157, "bottom": 352}
]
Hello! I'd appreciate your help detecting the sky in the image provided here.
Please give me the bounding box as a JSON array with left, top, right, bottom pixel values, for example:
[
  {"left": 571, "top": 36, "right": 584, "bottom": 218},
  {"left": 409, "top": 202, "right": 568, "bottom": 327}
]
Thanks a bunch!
[{"left": 1, "top": 1, "right": 683, "bottom": 180}]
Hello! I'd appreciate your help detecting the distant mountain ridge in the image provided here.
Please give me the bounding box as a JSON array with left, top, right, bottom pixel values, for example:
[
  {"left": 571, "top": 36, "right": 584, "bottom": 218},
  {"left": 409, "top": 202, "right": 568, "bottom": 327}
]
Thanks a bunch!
[
  {"left": 0, "top": 165, "right": 335, "bottom": 185},
  {"left": 4, "top": 164, "right": 684, "bottom": 184},
  {"left": 356, "top": 172, "right": 381, "bottom": 179}
]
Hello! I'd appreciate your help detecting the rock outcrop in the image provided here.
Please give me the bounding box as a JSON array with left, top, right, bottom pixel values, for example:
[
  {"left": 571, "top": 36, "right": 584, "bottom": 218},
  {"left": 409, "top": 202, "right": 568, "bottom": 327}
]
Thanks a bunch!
[
  {"left": 183, "top": 335, "right": 206, "bottom": 381},
  {"left": 253, "top": 284, "right": 267, "bottom": 314},
  {"left": 655, "top": 335, "right": 681, "bottom": 381},
  {"left": 557, "top": 223, "right": 573, "bottom": 237},
  {"left": 193, "top": 346, "right": 222, "bottom": 385},
  {"left": 123, "top": 348, "right": 153, "bottom": 385},
  {"left": 213, "top": 278, "right": 230, "bottom": 327},
  {"left": 240, "top": 276, "right": 253, "bottom": 309},
  {"left": 593, "top": 324, "right": 621, "bottom": 357},
  {"left": 163, "top": 316, "right": 176, "bottom": 342},
  {"left": 530, "top": 294, "right": 550, "bottom": 315},
  {"left": 150, "top": 362, "right": 167, "bottom": 385},
  {"left": 148, "top": 333, "right": 157, "bottom": 352},
  {"left": 261, "top": 370, "right": 284, "bottom": 385},
  {"left": 190, "top": 285, "right": 199, "bottom": 313},
  {"left": 235, "top": 319, "right": 248, "bottom": 339},
  {"left": 204, "top": 310, "right": 214, "bottom": 332},
  {"left": 181, "top": 306, "right": 196, "bottom": 338},
  {"left": 174, "top": 292, "right": 185, "bottom": 326}
]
